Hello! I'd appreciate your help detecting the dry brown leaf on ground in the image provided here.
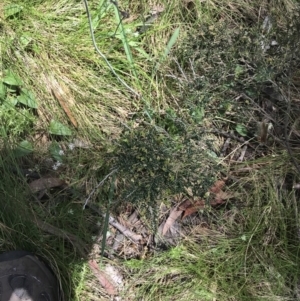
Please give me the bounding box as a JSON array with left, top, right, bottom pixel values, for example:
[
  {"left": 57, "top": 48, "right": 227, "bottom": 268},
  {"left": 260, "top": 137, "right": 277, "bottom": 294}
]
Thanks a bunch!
[
  {"left": 181, "top": 180, "right": 233, "bottom": 219},
  {"left": 214, "top": 190, "right": 234, "bottom": 203},
  {"left": 44, "top": 74, "right": 78, "bottom": 128},
  {"left": 209, "top": 180, "right": 225, "bottom": 194},
  {"left": 162, "top": 208, "right": 183, "bottom": 236},
  {"left": 51, "top": 87, "right": 78, "bottom": 128},
  {"left": 210, "top": 198, "right": 227, "bottom": 207},
  {"left": 177, "top": 198, "right": 193, "bottom": 210},
  {"left": 181, "top": 199, "right": 205, "bottom": 219},
  {"left": 209, "top": 179, "right": 234, "bottom": 204},
  {"left": 29, "top": 178, "right": 66, "bottom": 193},
  {"left": 162, "top": 199, "right": 191, "bottom": 235},
  {"left": 88, "top": 260, "right": 116, "bottom": 296},
  {"left": 162, "top": 180, "right": 233, "bottom": 230}
]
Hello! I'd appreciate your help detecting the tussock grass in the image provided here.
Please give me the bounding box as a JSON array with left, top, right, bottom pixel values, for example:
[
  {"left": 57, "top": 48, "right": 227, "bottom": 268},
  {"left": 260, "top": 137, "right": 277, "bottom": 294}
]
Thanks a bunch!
[
  {"left": 0, "top": 146, "right": 105, "bottom": 300},
  {"left": 124, "top": 165, "right": 300, "bottom": 301}
]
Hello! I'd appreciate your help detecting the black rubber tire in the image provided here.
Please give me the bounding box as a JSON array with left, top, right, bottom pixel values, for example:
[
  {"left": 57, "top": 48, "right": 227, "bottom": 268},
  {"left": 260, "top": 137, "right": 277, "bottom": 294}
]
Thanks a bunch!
[{"left": 0, "top": 250, "right": 61, "bottom": 301}]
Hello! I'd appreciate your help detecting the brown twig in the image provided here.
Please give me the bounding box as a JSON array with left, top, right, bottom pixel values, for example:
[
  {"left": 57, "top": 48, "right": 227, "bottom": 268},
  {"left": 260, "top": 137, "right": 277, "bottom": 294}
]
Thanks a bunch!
[
  {"left": 238, "top": 145, "right": 248, "bottom": 162},
  {"left": 87, "top": 204, "right": 142, "bottom": 243},
  {"left": 108, "top": 214, "right": 143, "bottom": 243},
  {"left": 221, "top": 137, "right": 231, "bottom": 156}
]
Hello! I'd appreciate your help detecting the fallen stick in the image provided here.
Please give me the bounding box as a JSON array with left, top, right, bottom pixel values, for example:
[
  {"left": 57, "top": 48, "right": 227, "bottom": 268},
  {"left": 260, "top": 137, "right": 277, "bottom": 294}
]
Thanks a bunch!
[
  {"left": 221, "top": 137, "right": 231, "bottom": 157},
  {"left": 87, "top": 204, "right": 142, "bottom": 243},
  {"left": 108, "top": 214, "right": 143, "bottom": 243},
  {"left": 238, "top": 145, "right": 248, "bottom": 162}
]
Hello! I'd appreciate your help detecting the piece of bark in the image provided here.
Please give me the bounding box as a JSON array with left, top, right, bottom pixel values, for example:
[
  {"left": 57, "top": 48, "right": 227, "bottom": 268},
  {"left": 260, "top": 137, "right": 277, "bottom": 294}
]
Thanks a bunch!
[
  {"left": 88, "top": 259, "right": 116, "bottom": 295},
  {"left": 162, "top": 207, "right": 184, "bottom": 236},
  {"left": 181, "top": 199, "right": 205, "bottom": 219}
]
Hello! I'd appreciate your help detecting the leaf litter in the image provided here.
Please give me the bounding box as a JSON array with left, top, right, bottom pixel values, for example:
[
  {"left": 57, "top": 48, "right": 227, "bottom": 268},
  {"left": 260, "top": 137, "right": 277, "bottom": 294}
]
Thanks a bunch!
[
  {"left": 160, "top": 179, "right": 233, "bottom": 237},
  {"left": 21, "top": 149, "right": 234, "bottom": 297}
]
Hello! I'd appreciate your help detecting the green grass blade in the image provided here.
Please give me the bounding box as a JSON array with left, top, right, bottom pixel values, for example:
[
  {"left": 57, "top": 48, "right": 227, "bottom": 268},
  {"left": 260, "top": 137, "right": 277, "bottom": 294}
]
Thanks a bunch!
[
  {"left": 154, "top": 27, "right": 180, "bottom": 74},
  {"left": 163, "top": 27, "right": 180, "bottom": 60},
  {"left": 112, "top": 4, "right": 138, "bottom": 79}
]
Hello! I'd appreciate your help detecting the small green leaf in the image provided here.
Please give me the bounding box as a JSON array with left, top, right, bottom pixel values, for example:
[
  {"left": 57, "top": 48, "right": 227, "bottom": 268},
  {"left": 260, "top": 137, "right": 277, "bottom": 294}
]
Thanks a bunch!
[
  {"left": 0, "top": 82, "right": 6, "bottom": 100},
  {"left": 3, "top": 96, "right": 18, "bottom": 107},
  {"left": 3, "top": 70, "right": 23, "bottom": 86},
  {"left": 32, "top": 44, "right": 41, "bottom": 54},
  {"left": 191, "top": 107, "right": 205, "bottom": 123},
  {"left": 234, "top": 65, "right": 244, "bottom": 78},
  {"left": 49, "top": 120, "right": 72, "bottom": 136},
  {"left": 163, "top": 27, "right": 180, "bottom": 60},
  {"left": 207, "top": 150, "right": 218, "bottom": 159},
  {"left": 4, "top": 4, "right": 23, "bottom": 19},
  {"left": 13, "top": 140, "right": 33, "bottom": 158},
  {"left": 19, "top": 33, "right": 33, "bottom": 49},
  {"left": 235, "top": 124, "right": 247, "bottom": 137},
  {"left": 133, "top": 46, "right": 151, "bottom": 60},
  {"left": 17, "top": 89, "right": 38, "bottom": 108},
  {"left": 91, "top": 15, "right": 100, "bottom": 31},
  {"left": 6, "top": 86, "right": 18, "bottom": 93},
  {"left": 49, "top": 142, "right": 64, "bottom": 162}
]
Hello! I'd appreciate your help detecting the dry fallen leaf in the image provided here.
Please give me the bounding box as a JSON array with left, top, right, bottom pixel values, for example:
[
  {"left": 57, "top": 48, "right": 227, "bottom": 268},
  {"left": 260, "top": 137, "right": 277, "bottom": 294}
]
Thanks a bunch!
[
  {"left": 88, "top": 260, "right": 116, "bottom": 295},
  {"left": 177, "top": 198, "right": 193, "bottom": 211},
  {"left": 162, "top": 207, "right": 183, "bottom": 236},
  {"left": 163, "top": 179, "right": 233, "bottom": 226},
  {"left": 209, "top": 179, "right": 233, "bottom": 204},
  {"left": 162, "top": 198, "right": 192, "bottom": 235},
  {"left": 51, "top": 87, "right": 78, "bottom": 129},
  {"left": 181, "top": 199, "right": 205, "bottom": 219},
  {"left": 209, "top": 180, "right": 225, "bottom": 194},
  {"left": 44, "top": 74, "right": 78, "bottom": 128},
  {"left": 185, "top": 186, "right": 193, "bottom": 197},
  {"left": 29, "top": 178, "right": 66, "bottom": 193},
  {"left": 104, "top": 264, "right": 123, "bottom": 288},
  {"left": 214, "top": 190, "right": 233, "bottom": 202}
]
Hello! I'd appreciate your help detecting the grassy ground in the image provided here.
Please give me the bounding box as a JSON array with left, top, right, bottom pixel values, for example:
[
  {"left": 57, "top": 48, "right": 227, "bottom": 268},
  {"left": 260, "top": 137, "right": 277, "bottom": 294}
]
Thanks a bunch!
[{"left": 1, "top": 0, "right": 300, "bottom": 300}]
